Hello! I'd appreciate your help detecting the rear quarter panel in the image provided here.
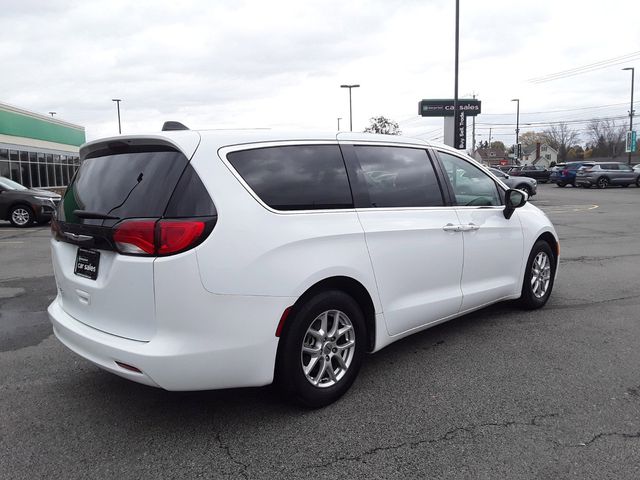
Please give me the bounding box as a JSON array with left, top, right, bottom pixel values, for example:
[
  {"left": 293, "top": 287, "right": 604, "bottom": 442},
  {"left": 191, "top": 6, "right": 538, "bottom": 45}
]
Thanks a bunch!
[{"left": 188, "top": 141, "right": 382, "bottom": 313}]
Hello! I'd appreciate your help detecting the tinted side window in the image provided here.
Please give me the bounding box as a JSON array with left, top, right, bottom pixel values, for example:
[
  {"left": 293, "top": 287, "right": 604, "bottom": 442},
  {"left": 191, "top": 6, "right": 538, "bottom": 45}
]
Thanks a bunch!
[
  {"left": 227, "top": 145, "right": 352, "bottom": 210},
  {"left": 438, "top": 151, "right": 501, "bottom": 206},
  {"left": 350, "top": 146, "right": 444, "bottom": 208}
]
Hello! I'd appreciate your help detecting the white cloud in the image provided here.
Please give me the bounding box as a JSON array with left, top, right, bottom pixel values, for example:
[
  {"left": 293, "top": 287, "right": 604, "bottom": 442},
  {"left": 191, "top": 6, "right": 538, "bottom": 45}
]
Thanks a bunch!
[{"left": 1, "top": 0, "right": 638, "bottom": 143}]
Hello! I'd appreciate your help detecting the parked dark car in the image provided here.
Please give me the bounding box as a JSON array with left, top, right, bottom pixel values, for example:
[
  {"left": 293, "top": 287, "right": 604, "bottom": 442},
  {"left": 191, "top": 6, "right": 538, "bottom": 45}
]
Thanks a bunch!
[
  {"left": 494, "top": 164, "right": 519, "bottom": 173},
  {"left": 488, "top": 168, "right": 537, "bottom": 197},
  {"left": 0, "top": 176, "right": 61, "bottom": 227},
  {"left": 575, "top": 162, "right": 640, "bottom": 189},
  {"left": 549, "top": 161, "right": 592, "bottom": 187},
  {"left": 508, "top": 165, "right": 550, "bottom": 183}
]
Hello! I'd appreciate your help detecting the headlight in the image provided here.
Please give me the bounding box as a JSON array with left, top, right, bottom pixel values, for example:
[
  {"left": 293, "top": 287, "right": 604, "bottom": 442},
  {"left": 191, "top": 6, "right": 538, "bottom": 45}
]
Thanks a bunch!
[{"left": 34, "top": 196, "right": 55, "bottom": 201}]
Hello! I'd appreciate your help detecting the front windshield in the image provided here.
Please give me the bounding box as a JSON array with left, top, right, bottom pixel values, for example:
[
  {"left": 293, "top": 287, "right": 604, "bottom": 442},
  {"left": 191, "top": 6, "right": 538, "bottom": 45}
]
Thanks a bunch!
[{"left": 0, "top": 177, "right": 28, "bottom": 191}]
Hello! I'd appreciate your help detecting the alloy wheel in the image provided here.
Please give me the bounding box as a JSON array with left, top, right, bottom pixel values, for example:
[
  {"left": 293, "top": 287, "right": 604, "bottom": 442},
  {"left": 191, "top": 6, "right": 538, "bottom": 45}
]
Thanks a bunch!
[
  {"left": 530, "top": 252, "right": 551, "bottom": 299},
  {"left": 11, "top": 208, "right": 31, "bottom": 226},
  {"left": 300, "top": 309, "right": 356, "bottom": 388}
]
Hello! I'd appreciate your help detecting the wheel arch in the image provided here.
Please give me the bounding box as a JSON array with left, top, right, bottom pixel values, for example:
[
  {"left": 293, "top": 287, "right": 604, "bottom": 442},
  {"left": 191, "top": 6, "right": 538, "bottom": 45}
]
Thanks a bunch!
[
  {"left": 536, "top": 231, "right": 559, "bottom": 265},
  {"left": 7, "top": 202, "right": 35, "bottom": 220},
  {"left": 279, "top": 276, "right": 377, "bottom": 353}
]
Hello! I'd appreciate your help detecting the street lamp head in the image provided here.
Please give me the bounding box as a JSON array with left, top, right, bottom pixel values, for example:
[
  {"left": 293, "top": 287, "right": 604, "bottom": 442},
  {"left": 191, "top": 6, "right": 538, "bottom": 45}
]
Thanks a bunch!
[
  {"left": 622, "top": 67, "right": 634, "bottom": 71},
  {"left": 111, "top": 98, "right": 121, "bottom": 102},
  {"left": 340, "top": 84, "right": 360, "bottom": 88},
  {"left": 511, "top": 98, "right": 519, "bottom": 102}
]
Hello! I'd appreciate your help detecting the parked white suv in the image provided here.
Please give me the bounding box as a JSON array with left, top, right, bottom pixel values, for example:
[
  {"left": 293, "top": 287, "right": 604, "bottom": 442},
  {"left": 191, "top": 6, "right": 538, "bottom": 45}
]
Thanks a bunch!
[{"left": 48, "top": 128, "right": 558, "bottom": 407}]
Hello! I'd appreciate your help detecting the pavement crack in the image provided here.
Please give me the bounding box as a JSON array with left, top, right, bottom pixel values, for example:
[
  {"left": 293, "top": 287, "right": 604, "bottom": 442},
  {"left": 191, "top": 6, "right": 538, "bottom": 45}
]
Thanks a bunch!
[
  {"left": 563, "top": 431, "right": 640, "bottom": 447},
  {"left": 299, "top": 413, "right": 558, "bottom": 471},
  {"left": 216, "top": 432, "right": 249, "bottom": 479}
]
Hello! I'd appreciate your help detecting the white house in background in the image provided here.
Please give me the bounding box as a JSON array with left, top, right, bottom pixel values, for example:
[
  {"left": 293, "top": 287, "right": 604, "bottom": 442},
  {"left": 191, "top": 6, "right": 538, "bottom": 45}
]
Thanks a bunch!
[{"left": 522, "top": 143, "right": 558, "bottom": 167}]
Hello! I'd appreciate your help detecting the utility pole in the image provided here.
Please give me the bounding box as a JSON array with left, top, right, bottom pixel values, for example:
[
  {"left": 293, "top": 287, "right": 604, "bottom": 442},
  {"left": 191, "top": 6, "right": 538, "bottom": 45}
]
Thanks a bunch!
[
  {"left": 511, "top": 98, "right": 520, "bottom": 162},
  {"left": 488, "top": 127, "right": 492, "bottom": 148},
  {"left": 622, "top": 67, "right": 635, "bottom": 165},
  {"left": 112, "top": 98, "right": 122, "bottom": 134},
  {"left": 340, "top": 85, "right": 360, "bottom": 132},
  {"left": 452, "top": 0, "right": 460, "bottom": 149},
  {"left": 337, "top": 117, "right": 342, "bottom": 131}
]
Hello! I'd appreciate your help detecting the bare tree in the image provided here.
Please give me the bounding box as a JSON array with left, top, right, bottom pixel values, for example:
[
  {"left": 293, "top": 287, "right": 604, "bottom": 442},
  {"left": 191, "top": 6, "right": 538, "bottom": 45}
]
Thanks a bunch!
[
  {"left": 542, "top": 122, "right": 580, "bottom": 161},
  {"left": 519, "top": 131, "right": 546, "bottom": 147},
  {"left": 587, "top": 119, "right": 627, "bottom": 158}
]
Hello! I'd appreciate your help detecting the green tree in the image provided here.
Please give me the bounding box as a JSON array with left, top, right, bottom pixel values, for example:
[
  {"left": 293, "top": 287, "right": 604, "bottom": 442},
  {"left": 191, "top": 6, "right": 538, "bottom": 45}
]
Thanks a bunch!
[
  {"left": 364, "top": 116, "right": 402, "bottom": 135},
  {"left": 489, "top": 140, "right": 506, "bottom": 152}
]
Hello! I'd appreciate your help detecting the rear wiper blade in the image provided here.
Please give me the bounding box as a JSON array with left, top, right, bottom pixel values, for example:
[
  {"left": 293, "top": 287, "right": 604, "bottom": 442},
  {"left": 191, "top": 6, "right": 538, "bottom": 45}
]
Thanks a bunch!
[{"left": 73, "top": 210, "right": 120, "bottom": 220}]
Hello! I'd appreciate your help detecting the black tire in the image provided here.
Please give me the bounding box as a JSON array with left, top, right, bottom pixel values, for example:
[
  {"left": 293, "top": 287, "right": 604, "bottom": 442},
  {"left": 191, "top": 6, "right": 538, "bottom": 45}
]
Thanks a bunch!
[
  {"left": 276, "top": 290, "right": 366, "bottom": 408},
  {"left": 9, "top": 205, "right": 34, "bottom": 227},
  {"left": 621, "top": 184, "right": 629, "bottom": 188},
  {"left": 518, "top": 240, "right": 556, "bottom": 310},
  {"left": 596, "top": 176, "right": 609, "bottom": 189},
  {"left": 636, "top": 177, "right": 640, "bottom": 187},
  {"left": 556, "top": 182, "right": 566, "bottom": 188},
  {"left": 517, "top": 184, "right": 532, "bottom": 196}
]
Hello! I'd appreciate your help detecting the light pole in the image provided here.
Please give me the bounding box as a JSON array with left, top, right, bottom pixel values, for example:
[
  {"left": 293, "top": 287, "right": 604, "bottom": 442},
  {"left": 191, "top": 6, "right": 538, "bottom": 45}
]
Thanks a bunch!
[
  {"left": 511, "top": 98, "right": 520, "bottom": 162},
  {"left": 622, "top": 67, "right": 635, "bottom": 165},
  {"left": 337, "top": 117, "right": 342, "bottom": 131},
  {"left": 48, "top": 111, "right": 56, "bottom": 117},
  {"left": 340, "top": 85, "right": 359, "bottom": 131},
  {"left": 112, "top": 98, "right": 122, "bottom": 134},
  {"left": 453, "top": 0, "right": 460, "bottom": 148}
]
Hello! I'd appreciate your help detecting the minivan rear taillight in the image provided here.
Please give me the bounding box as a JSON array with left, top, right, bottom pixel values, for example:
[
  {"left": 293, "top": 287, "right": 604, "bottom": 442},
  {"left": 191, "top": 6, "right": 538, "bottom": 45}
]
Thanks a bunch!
[
  {"left": 158, "top": 220, "right": 205, "bottom": 255},
  {"left": 113, "top": 218, "right": 210, "bottom": 256}
]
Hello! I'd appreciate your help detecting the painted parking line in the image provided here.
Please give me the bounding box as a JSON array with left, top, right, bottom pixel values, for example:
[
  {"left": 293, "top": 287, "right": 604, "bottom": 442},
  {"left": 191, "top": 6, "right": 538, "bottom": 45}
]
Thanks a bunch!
[
  {"left": 0, "top": 241, "right": 25, "bottom": 244},
  {"left": 540, "top": 204, "right": 599, "bottom": 214}
]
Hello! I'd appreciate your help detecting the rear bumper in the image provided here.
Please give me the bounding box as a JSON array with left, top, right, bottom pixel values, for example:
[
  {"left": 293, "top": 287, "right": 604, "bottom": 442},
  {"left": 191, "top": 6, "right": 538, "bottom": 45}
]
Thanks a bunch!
[{"left": 48, "top": 292, "right": 294, "bottom": 391}]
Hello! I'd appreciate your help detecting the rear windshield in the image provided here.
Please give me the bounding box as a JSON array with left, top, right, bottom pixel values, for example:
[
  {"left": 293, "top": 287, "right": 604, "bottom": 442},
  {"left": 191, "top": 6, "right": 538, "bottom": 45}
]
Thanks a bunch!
[{"left": 59, "top": 146, "right": 188, "bottom": 225}]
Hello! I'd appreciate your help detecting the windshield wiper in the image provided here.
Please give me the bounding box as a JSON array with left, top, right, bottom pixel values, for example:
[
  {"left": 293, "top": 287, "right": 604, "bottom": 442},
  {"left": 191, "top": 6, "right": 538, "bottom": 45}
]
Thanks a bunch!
[{"left": 73, "top": 210, "right": 120, "bottom": 220}]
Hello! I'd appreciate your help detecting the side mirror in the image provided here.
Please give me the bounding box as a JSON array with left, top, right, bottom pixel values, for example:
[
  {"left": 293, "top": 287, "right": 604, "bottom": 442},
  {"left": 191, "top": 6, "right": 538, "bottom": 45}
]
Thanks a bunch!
[
  {"left": 504, "top": 174, "right": 510, "bottom": 179},
  {"left": 503, "top": 189, "right": 527, "bottom": 219}
]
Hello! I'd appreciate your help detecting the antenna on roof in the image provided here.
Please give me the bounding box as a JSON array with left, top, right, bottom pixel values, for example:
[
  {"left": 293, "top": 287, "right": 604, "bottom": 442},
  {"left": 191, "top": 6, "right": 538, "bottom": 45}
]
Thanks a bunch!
[{"left": 162, "top": 121, "right": 189, "bottom": 131}]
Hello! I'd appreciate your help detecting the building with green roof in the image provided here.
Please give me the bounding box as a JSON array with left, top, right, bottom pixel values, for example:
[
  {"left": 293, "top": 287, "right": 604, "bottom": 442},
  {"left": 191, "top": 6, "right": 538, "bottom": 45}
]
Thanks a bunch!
[{"left": 0, "top": 102, "right": 86, "bottom": 189}]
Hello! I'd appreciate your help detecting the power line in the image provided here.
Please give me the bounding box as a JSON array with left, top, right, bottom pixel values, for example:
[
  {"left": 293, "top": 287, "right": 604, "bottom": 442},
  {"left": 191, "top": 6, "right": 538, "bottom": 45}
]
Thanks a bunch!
[
  {"left": 476, "top": 114, "right": 628, "bottom": 128},
  {"left": 480, "top": 102, "right": 629, "bottom": 116},
  {"left": 527, "top": 51, "right": 640, "bottom": 84}
]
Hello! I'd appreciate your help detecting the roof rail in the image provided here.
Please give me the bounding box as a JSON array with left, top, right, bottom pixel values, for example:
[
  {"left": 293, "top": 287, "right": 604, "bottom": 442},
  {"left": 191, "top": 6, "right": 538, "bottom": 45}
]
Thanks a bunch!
[{"left": 162, "top": 121, "right": 189, "bottom": 131}]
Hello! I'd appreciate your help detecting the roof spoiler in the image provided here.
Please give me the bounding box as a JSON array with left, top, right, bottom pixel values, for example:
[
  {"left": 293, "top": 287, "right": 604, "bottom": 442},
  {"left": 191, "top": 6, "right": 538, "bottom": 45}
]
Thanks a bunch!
[{"left": 162, "top": 121, "right": 189, "bottom": 131}]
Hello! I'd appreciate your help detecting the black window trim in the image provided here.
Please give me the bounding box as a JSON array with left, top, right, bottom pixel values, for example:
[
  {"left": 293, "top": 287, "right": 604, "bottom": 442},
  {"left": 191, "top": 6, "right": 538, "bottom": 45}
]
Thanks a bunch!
[
  {"left": 219, "top": 141, "right": 356, "bottom": 215},
  {"left": 340, "top": 142, "right": 451, "bottom": 209}
]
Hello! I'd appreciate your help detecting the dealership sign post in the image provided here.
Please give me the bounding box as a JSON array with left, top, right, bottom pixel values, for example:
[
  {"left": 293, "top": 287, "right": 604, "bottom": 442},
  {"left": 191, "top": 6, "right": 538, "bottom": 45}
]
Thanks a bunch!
[
  {"left": 418, "top": 99, "right": 481, "bottom": 150},
  {"left": 625, "top": 130, "right": 637, "bottom": 153}
]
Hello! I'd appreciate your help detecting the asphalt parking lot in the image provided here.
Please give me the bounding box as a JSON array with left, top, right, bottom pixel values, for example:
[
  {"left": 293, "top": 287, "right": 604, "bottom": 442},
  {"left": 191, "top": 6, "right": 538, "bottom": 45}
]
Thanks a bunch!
[{"left": 1, "top": 183, "right": 639, "bottom": 480}]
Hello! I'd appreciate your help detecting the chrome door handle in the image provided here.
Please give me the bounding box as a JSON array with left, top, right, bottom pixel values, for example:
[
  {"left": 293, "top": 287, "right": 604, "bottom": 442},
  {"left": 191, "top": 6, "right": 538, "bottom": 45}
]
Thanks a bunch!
[{"left": 443, "top": 223, "right": 462, "bottom": 232}]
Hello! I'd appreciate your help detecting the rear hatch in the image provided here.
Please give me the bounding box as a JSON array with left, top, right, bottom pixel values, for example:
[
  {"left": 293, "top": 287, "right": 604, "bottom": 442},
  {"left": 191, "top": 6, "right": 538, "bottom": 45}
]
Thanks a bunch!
[{"left": 51, "top": 133, "right": 216, "bottom": 341}]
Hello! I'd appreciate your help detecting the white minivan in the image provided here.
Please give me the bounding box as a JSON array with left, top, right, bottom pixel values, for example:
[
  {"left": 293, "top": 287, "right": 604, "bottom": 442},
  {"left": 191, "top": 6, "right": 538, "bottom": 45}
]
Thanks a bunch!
[{"left": 48, "top": 128, "right": 558, "bottom": 407}]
